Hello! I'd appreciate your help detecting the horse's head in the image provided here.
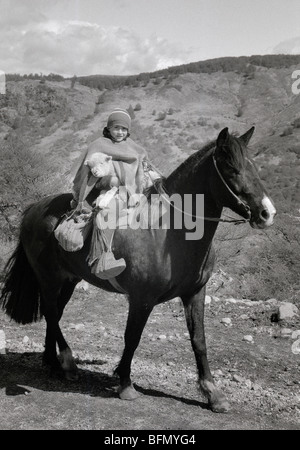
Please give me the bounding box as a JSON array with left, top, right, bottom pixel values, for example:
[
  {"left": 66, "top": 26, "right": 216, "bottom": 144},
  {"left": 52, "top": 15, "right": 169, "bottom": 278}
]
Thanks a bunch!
[{"left": 213, "top": 127, "right": 276, "bottom": 229}]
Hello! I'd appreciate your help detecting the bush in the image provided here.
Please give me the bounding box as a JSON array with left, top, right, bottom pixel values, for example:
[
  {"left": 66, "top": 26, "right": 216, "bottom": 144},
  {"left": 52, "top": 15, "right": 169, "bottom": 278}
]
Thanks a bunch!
[
  {"left": 280, "top": 126, "right": 293, "bottom": 137},
  {"left": 197, "top": 117, "right": 207, "bottom": 126},
  {"left": 0, "top": 135, "right": 66, "bottom": 210},
  {"left": 236, "top": 106, "right": 243, "bottom": 118},
  {"left": 127, "top": 105, "right": 135, "bottom": 119},
  {"left": 293, "top": 117, "right": 300, "bottom": 128}
]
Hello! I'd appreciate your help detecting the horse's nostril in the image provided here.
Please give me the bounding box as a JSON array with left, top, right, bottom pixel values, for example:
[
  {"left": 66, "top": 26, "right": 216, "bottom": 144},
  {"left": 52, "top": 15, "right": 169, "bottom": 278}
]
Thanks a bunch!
[{"left": 260, "top": 209, "right": 270, "bottom": 221}]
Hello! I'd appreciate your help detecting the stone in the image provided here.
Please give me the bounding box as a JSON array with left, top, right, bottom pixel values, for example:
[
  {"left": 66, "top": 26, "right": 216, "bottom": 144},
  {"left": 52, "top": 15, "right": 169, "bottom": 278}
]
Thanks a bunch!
[
  {"left": 226, "top": 298, "right": 237, "bottom": 304},
  {"left": 291, "top": 330, "right": 300, "bottom": 340},
  {"left": 291, "top": 339, "right": 300, "bottom": 355},
  {"left": 278, "top": 302, "right": 298, "bottom": 321},
  {"left": 280, "top": 328, "right": 293, "bottom": 337},
  {"left": 266, "top": 298, "right": 278, "bottom": 306},
  {"left": 205, "top": 295, "right": 211, "bottom": 305},
  {"left": 239, "top": 314, "right": 248, "bottom": 320},
  {"left": 213, "top": 369, "right": 224, "bottom": 378},
  {"left": 76, "top": 281, "right": 89, "bottom": 291},
  {"left": 158, "top": 334, "right": 167, "bottom": 340},
  {"left": 232, "top": 374, "right": 245, "bottom": 383},
  {"left": 245, "top": 379, "right": 252, "bottom": 389},
  {"left": 243, "top": 335, "right": 254, "bottom": 343},
  {"left": 22, "top": 336, "right": 30, "bottom": 344},
  {"left": 220, "top": 317, "right": 232, "bottom": 326},
  {"left": 0, "top": 330, "right": 6, "bottom": 354}
]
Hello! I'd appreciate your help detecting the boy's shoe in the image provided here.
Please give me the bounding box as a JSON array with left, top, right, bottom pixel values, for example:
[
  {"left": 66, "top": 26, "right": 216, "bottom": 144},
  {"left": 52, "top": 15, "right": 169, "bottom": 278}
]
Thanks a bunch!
[{"left": 92, "top": 251, "right": 126, "bottom": 280}]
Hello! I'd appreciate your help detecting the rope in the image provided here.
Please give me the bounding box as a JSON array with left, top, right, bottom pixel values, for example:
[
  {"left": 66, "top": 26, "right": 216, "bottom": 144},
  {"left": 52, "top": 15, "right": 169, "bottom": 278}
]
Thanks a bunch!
[{"left": 153, "top": 190, "right": 248, "bottom": 224}]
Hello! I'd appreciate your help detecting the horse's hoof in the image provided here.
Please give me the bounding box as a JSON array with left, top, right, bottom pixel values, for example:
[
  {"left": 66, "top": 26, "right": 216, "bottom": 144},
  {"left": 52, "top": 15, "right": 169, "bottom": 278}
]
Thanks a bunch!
[
  {"left": 58, "top": 349, "right": 78, "bottom": 381},
  {"left": 210, "top": 398, "right": 230, "bottom": 413},
  {"left": 118, "top": 385, "right": 140, "bottom": 400},
  {"left": 49, "top": 365, "right": 64, "bottom": 379},
  {"left": 65, "top": 370, "right": 79, "bottom": 382}
]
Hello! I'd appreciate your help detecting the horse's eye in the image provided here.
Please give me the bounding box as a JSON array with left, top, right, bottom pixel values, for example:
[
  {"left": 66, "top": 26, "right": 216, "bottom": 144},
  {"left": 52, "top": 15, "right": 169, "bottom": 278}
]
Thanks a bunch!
[{"left": 226, "top": 165, "right": 240, "bottom": 176}]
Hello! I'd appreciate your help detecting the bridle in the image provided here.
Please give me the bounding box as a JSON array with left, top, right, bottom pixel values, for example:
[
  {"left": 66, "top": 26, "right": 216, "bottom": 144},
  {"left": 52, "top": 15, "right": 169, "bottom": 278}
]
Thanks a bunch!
[
  {"left": 211, "top": 153, "right": 251, "bottom": 224},
  {"left": 151, "top": 151, "right": 251, "bottom": 225}
]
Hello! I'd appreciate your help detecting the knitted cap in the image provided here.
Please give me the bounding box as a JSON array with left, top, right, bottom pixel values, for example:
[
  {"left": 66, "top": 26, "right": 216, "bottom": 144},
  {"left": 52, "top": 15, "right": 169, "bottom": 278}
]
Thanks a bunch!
[{"left": 107, "top": 109, "right": 131, "bottom": 131}]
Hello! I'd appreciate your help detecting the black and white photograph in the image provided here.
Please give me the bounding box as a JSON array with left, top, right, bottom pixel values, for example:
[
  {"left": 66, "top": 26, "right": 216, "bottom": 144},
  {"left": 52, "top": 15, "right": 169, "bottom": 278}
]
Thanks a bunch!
[{"left": 0, "top": 0, "right": 299, "bottom": 432}]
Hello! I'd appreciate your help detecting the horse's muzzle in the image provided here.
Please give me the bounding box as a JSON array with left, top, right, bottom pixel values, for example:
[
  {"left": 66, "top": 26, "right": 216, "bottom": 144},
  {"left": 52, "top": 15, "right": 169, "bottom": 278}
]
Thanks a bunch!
[{"left": 250, "top": 195, "right": 277, "bottom": 229}]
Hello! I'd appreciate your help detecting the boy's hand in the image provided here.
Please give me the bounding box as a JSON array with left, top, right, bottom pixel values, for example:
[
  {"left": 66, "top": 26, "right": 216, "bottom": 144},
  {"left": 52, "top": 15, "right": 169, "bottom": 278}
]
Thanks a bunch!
[
  {"left": 128, "top": 193, "right": 143, "bottom": 207},
  {"left": 96, "top": 187, "right": 118, "bottom": 209}
]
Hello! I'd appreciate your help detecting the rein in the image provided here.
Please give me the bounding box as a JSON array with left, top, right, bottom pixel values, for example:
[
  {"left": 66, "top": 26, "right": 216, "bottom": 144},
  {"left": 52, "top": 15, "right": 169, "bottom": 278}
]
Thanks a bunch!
[{"left": 151, "top": 152, "right": 251, "bottom": 225}]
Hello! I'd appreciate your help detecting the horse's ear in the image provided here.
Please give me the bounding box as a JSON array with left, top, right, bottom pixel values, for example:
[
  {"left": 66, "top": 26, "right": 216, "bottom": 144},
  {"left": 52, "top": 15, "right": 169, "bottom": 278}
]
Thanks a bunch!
[
  {"left": 216, "top": 127, "right": 229, "bottom": 148},
  {"left": 240, "top": 126, "right": 255, "bottom": 146}
]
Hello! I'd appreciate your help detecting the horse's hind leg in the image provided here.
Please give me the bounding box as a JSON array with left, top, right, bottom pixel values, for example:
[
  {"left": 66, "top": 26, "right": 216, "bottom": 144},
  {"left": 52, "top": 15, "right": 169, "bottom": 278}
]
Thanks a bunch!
[
  {"left": 42, "top": 279, "right": 79, "bottom": 381},
  {"left": 182, "top": 287, "right": 230, "bottom": 413},
  {"left": 56, "top": 280, "right": 79, "bottom": 380},
  {"left": 115, "top": 298, "right": 153, "bottom": 400}
]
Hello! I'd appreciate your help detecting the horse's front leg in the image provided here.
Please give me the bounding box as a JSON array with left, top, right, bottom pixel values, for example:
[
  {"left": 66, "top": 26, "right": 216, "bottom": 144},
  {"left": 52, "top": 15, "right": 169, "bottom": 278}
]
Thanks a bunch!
[
  {"left": 182, "top": 288, "right": 230, "bottom": 413},
  {"left": 114, "top": 298, "right": 153, "bottom": 400}
]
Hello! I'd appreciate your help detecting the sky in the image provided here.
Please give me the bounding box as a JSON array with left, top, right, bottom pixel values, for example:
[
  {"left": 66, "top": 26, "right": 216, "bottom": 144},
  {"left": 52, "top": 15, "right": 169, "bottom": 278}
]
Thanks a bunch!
[{"left": 1, "top": 0, "right": 300, "bottom": 77}]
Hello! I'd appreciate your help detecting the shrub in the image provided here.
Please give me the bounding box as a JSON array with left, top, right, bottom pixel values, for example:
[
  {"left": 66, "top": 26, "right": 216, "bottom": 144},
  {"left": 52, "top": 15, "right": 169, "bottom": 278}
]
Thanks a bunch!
[
  {"left": 127, "top": 104, "right": 135, "bottom": 119},
  {"left": 236, "top": 106, "right": 243, "bottom": 118},
  {"left": 197, "top": 117, "right": 207, "bottom": 126},
  {"left": 0, "top": 134, "right": 66, "bottom": 211},
  {"left": 280, "top": 126, "right": 293, "bottom": 137},
  {"left": 293, "top": 117, "right": 300, "bottom": 128}
]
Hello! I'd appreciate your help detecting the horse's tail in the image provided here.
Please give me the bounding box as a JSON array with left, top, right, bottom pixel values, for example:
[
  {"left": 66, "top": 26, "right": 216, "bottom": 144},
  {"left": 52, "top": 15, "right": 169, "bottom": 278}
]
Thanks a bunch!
[{"left": 0, "top": 240, "right": 43, "bottom": 324}]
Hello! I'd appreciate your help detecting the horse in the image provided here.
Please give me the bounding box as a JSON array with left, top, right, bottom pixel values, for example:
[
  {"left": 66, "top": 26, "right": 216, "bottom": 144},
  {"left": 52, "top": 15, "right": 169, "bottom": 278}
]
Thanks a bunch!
[{"left": 0, "top": 127, "right": 276, "bottom": 413}]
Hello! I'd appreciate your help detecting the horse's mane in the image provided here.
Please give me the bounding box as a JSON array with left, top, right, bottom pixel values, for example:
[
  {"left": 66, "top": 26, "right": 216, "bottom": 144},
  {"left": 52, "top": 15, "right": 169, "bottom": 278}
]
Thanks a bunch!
[
  {"left": 170, "top": 140, "right": 216, "bottom": 179},
  {"left": 144, "top": 139, "right": 216, "bottom": 200}
]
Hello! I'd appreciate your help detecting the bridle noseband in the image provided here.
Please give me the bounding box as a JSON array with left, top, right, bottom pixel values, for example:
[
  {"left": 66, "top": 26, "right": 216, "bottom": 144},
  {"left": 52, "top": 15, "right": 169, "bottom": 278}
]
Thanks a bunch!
[{"left": 212, "top": 153, "right": 251, "bottom": 224}]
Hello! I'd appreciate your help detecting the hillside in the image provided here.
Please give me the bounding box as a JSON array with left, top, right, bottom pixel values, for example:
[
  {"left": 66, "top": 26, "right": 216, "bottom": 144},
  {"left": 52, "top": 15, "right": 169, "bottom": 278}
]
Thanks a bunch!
[{"left": 0, "top": 62, "right": 299, "bottom": 302}]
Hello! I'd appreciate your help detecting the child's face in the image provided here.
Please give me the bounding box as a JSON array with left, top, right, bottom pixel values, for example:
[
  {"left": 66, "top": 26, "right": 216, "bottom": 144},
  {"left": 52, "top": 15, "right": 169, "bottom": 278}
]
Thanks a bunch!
[{"left": 109, "top": 125, "right": 128, "bottom": 142}]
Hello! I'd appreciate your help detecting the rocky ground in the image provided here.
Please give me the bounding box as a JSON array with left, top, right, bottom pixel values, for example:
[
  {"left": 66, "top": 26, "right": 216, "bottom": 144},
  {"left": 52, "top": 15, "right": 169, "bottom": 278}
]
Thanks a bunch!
[{"left": 0, "top": 280, "right": 299, "bottom": 430}]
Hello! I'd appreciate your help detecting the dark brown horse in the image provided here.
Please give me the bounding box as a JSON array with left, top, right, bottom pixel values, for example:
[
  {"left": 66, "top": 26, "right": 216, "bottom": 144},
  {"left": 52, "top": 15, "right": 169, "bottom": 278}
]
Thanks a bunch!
[{"left": 0, "top": 127, "right": 276, "bottom": 413}]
